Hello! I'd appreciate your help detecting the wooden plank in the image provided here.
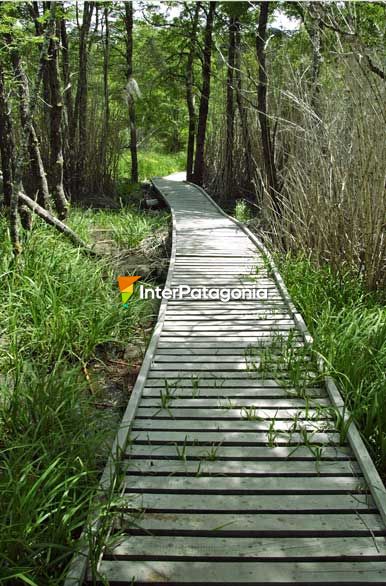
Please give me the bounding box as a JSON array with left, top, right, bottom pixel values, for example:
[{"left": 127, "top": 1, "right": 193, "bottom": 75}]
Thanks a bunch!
[
  {"left": 135, "top": 407, "right": 331, "bottom": 419},
  {"left": 141, "top": 395, "right": 328, "bottom": 405},
  {"left": 161, "top": 325, "right": 296, "bottom": 332},
  {"left": 146, "top": 370, "right": 315, "bottom": 378},
  {"left": 156, "top": 341, "right": 305, "bottom": 350},
  {"left": 126, "top": 445, "right": 351, "bottom": 461},
  {"left": 95, "top": 560, "right": 386, "bottom": 583},
  {"left": 124, "top": 459, "right": 358, "bottom": 476},
  {"left": 143, "top": 378, "right": 305, "bottom": 387},
  {"left": 132, "top": 419, "right": 334, "bottom": 432},
  {"left": 142, "top": 389, "right": 326, "bottom": 399},
  {"left": 131, "top": 431, "right": 342, "bottom": 445},
  {"left": 116, "top": 492, "right": 372, "bottom": 512},
  {"left": 124, "top": 474, "right": 364, "bottom": 493},
  {"left": 106, "top": 535, "right": 385, "bottom": 558},
  {"left": 160, "top": 319, "right": 296, "bottom": 325},
  {"left": 117, "top": 512, "right": 383, "bottom": 533}
]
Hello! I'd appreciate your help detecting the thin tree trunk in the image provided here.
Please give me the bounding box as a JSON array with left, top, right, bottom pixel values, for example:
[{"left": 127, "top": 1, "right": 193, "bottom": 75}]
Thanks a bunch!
[
  {"left": 7, "top": 37, "right": 51, "bottom": 209},
  {"left": 47, "top": 3, "right": 68, "bottom": 219},
  {"left": 0, "top": 62, "right": 15, "bottom": 209},
  {"left": 60, "top": 9, "right": 74, "bottom": 194},
  {"left": 234, "top": 20, "right": 254, "bottom": 189},
  {"left": 256, "top": 1, "right": 281, "bottom": 215},
  {"left": 72, "top": 1, "right": 94, "bottom": 198},
  {"left": 0, "top": 61, "right": 21, "bottom": 254},
  {"left": 124, "top": 1, "right": 138, "bottom": 183},
  {"left": 100, "top": 5, "right": 110, "bottom": 184},
  {"left": 185, "top": 2, "right": 200, "bottom": 182},
  {"left": 224, "top": 14, "right": 236, "bottom": 201},
  {"left": 193, "top": 1, "right": 216, "bottom": 187}
]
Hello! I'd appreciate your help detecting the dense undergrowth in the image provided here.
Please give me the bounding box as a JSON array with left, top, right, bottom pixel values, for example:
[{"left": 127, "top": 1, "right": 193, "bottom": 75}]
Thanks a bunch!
[
  {"left": 0, "top": 205, "right": 169, "bottom": 584},
  {"left": 277, "top": 256, "right": 386, "bottom": 477}
]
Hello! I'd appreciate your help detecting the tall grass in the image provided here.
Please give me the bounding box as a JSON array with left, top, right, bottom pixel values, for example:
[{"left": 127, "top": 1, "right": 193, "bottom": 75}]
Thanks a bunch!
[
  {"left": 278, "top": 255, "right": 386, "bottom": 476},
  {"left": 207, "top": 60, "right": 385, "bottom": 292},
  {"left": 0, "top": 207, "right": 166, "bottom": 583},
  {"left": 119, "top": 149, "right": 185, "bottom": 182}
]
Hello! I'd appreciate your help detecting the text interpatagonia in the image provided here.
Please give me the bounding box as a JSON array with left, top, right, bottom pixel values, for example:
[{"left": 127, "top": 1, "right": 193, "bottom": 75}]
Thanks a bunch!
[{"left": 138, "top": 284, "right": 268, "bottom": 303}]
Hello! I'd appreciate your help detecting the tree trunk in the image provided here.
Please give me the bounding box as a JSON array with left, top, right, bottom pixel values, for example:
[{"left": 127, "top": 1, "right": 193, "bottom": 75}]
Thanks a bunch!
[
  {"left": 124, "top": 1, "right": 139, "bottom": 184},
  {"left": 185, "top": 2, "right": 200, "bottom": 182},
  {"left": 29, "top": 1, "right": 52, "bottom": 146},
  {"left": 7, "top": 37, "right": 51, "bottom": 210},
  {"left": 0, "top": 61, "right": 21, "bottom": 254},
  {"left": 234, "top": 20, "right": 254, "bottom": 190},
  {"left": 72, "top": 1, "right": 94, "bottom": 198},
  {"left": 47, "top": 3, "right": 68, "bottom": 219},
  {"left": 256, "top": 2, "right": 281, "bottom": 215},
  {"left": 224, "top": 15, "right": 237, "bottom": 201},
  {"left": 192, "top": 1, "right": 216, "bottom": 187},
  {"left": 100, "top": 5, "right": 110, "bottom": 185},
  {"left": 0, "top": 62, "right": 15, "bottom": 209},
  {"left": 60, "top": 9, "right": 74, "bottom": 194}
]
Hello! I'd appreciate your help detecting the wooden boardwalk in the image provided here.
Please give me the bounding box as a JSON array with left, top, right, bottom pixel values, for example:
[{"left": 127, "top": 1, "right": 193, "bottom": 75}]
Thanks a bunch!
[{"left": 70, "top": 177, "right": 386, "bottom": 584}]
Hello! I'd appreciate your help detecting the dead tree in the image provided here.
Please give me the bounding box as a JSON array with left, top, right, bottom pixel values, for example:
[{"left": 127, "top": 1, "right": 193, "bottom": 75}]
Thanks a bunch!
[
  {"left": 192, "top": 1, "right": 216, "bottom": 187},
  {"left": 7, "top": 35, "right": 51, "bottom": 210}
]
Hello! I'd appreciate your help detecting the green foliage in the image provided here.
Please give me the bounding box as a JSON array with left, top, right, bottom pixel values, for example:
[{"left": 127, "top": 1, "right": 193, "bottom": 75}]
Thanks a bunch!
[
  {"left": 0, "top": 208, "right": 163, "bottom": 582},
  {"left": 234, "top": 200, "right": 251, "bottom": 222},
  {"left": 278, "top": 255, "right": 386, "bottom": 475},
  {"left": 119, "top": 150, "right": 185, "bottom": 182}
]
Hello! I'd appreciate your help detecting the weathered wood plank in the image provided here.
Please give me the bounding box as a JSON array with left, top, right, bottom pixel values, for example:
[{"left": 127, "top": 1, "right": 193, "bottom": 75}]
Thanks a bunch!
[
  {"left": 95, "top": 560, "right": 386, "bottom": 583},
  {"left": 124, "top": 459, "right": 358, "bottom": 476},
  {"left": 131, "top": 430, "right": 343, "bottom": 445},
  {"left": 116, "top": 492, "right": 372, "bottom": 512},
  {"left": 126, "top": 445, "right": 351, "bottom": 461},
  {"left": 124, "top": 474, "right": 364, "bottom": 493},
  {"left": 106, "top": 535, "right": 385, "bottom": 558}
]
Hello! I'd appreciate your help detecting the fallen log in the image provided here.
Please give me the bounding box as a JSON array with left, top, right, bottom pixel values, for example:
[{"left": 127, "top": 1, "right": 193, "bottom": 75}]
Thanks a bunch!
[{"left": 18, "top": 191, "right": 98, "bottom": 256}]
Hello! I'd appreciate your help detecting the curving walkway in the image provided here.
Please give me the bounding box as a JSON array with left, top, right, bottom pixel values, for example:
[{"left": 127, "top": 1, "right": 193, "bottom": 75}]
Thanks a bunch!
[{"left": 71, "top": 177, "right": 386, "bottom": 584}]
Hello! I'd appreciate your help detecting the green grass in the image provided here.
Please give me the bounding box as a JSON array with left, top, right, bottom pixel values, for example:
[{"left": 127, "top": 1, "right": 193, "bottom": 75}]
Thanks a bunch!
[
  {"left": 69, "top": 207, "right": 169, "bottom": 249},
  {"left": 234, "top": 200, "right": 252, "bottom": 223},
  {"left": 119, "top": 149, "right": 185, "bottom": 182},
  {"left": 0, "top": 207, "right": 167, "bottom": 584},
  {"left": 277, "top": 255, "right": 386, "bottom": 476}
]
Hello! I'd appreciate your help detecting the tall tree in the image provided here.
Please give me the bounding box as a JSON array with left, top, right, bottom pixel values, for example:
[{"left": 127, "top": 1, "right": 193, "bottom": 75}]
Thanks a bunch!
[
  {"left": 192, "top": 1, "right": 216, "bottom": 186},
  {"left": 234, "top": 18, "right": 254, "bottom": 188},
  {"left": 185, "top": 2, "right": 201, "bottom": 182},
  {"left": 47, "top": 2, "right": 68, "bottom": 219},
  {"left": 0, "top": 60, "right": 21, "bottom": 254},
  {"left": 60, "top": 7, "right": 74, "bottom": 192},
  {"left": 224, "top": 12, "right": 237, "bottom": 200},
  {"left": 0, "top": 61, "right": 14, "bottom": 209},
  {"left": 72, "top": 1, "right": 94, "bottom": 197},
  {"left": 100, "top": 5, "right": 110, "bottom": 183},
  {"left": 124, "top": 1, "right": 139, "bottom": 183},
  {"left": 256, "top": 1, "right": 280, "bottom": 215}
]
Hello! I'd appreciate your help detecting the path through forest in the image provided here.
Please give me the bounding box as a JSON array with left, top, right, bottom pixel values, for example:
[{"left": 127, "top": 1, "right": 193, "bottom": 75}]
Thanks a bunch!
[{"left": 68, "top": 177, "right": 386, "bottom": 584}]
